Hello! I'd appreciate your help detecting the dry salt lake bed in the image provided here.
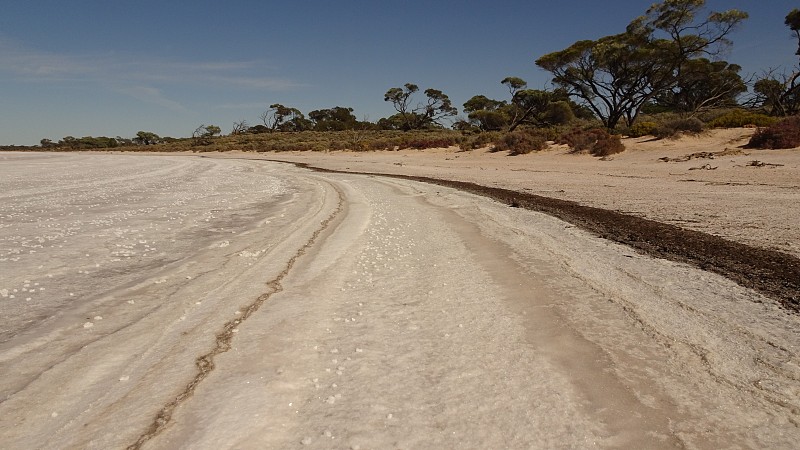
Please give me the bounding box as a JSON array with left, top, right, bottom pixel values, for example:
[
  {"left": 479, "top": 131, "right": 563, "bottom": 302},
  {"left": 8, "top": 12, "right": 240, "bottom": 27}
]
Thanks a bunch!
[{"left": 1, "top": 151, "right": 799, "bottom": 449}]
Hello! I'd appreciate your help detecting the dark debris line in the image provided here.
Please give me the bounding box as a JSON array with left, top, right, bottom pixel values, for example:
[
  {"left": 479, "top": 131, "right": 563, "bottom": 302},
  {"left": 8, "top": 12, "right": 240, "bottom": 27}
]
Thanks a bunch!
[{"left": 285, "top": 161, "right": 799, "bottom": 313}]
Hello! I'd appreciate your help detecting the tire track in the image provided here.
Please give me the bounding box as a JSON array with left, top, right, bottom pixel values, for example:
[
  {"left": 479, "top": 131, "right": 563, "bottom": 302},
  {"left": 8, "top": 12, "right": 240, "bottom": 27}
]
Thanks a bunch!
[{"left": 127, "top": 181, "right": 345, "bottom": 450}]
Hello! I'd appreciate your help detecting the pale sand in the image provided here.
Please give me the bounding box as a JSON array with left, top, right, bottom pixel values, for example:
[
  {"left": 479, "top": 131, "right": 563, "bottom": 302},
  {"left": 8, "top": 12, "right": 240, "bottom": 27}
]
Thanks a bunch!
[
  {"left": 1, "top": 149, "right": 798, "bottom": 449},
  {"left": 262, "top": 128, "right": 800, "bottom": 259}
]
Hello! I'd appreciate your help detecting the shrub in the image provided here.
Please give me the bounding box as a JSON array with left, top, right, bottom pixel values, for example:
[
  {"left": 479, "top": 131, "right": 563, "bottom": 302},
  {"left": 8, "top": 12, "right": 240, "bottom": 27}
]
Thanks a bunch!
[
  {"left": 558, "top": 128, "right": 607, "bottom": 151},
  {"left": 626, "top": 121, "right": 659, "bottom": 137},
  {"left": 707, "top": 110, "right": 778, "bottom": 128},
  {"left": 544, "top": 101, "right": 575, "bottom": 125},
  {"left": 746, "top": 116, "right": 800, "bottom": 149},
  {"left": 458, "top": 131, "right": 501, "bottom": 151},
  {"left": 532, "top": 126, "right": 562, "bottom": 142},
  {"left": 404, "top": 136, "right": 460, "bottom": 149},
  {"left": 653, "top": 117, "right": 704, "bottom": 139},
  {"left": 558, "top": 127, "right": 625, "bottom": 157},
  {"left": 494, "top": 130, "right": 548, "bottom": 155},
  {"left": 591, "top": 134, "right": 625, "bottom": 157}
]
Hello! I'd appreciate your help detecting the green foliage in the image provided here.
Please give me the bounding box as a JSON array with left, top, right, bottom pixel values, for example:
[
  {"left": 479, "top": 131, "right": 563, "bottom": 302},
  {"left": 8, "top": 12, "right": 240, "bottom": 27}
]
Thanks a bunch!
[
  {"left": 463, "top": 95, "right": 509, "bottom": 131},
  {"left": 536, "top": 0, "right": 748, "bottom": 129},
  {"left": 377, "top": 113, "right": 407, "bottom": 130},
  {"left": 467, "top": 109, "right": 509, "bottom": 131},
  {"left": 384, "top": 83, "right": 457, "bottom": 130},
  {"left": 544, "top": 101, "right": 576, "bottom": 125},
  {"left": 787, "top": 9, "right": 800, "bottom": 58},
  {"left": 458, "top": 131, "right": 502, "bottom": 151},
  {"left": 653, "top": 117, "right": 705, "bottom": 139},
  {"left": 248, "top": 124, "right": 270, "bottom": 134},
  {"left": 626, "top": 121, "right": 659, "bottom": 137},
  {"left": 134, "top": 131, "right": 161, "bottom": 145},
  {"left": 656, "top": 59, "right": 746, "bottom": 113},
  {"left": 707, "top": 110, "right": 778, "bottom": 128},
  {"left": 210, "top": 130, "right": 463, "bottom": 153},
  {"left": 309, "top": 106, "right": 359, "bottom": 131},
  {"left": 746, "top": 116, "right": 800, "bottom": 149},
  {"left": 753, "top": 76, "right": 800, "bottom": 117},
  {"left": 464, "top": 78, "right": 579, "bottom": 132},
  {"left": 54, "top": 136, "right": 121, "bottom": 149},
  {"left": 494, "top": 130, "right": 549, "bottom": 155},
  {"left": 192, "top": 124, "right": 222, "bottom": 146},
  {"left": 260, "top": 104, "right": 308, "bottom": 132}
]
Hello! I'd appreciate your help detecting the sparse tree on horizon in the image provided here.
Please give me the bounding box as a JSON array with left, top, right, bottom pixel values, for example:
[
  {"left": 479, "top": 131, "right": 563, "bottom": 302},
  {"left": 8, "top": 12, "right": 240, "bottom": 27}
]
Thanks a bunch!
[
  {"left": 230, "top": 120, "right": 249, "bottom": 135},
  {"left": 309, "top": 106, "right": 359, "bottom": 131},
  {"left": 259, "top": 104, "right": 307, "bottom": 132},
  {"left": 462, "top": 79, "right": 579, "bottom": 132},
  {"left": 384, "top": 83, "right": 457, "bottom": 130},
  {"left": 133, "top": 131, "right": 160, "bottom": 145}
]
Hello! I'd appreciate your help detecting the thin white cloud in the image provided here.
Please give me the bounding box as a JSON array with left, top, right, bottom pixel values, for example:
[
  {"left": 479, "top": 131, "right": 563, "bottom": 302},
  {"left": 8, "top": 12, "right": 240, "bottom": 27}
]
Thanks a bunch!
[
  {"left": 0, "top": 39, "right": 301, "bottom": 93},
  {"left": 0, "top": 39, "right": 98, "bottom": 79},
  {"left": 115, "top": 86, "right": 187, "bottom": 111},
  {"left": 216, "top": 102, "right": 270, "bottom": 110}
]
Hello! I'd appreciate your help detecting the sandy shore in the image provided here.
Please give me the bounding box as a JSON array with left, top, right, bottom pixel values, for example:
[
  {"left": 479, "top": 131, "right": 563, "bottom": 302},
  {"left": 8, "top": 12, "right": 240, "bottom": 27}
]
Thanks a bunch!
[
  {"left": 1, "top": 150, "right": 799, "bottom": 449},
  {"left": 261, "top": 128, "right": 800, "bottom": 260}
]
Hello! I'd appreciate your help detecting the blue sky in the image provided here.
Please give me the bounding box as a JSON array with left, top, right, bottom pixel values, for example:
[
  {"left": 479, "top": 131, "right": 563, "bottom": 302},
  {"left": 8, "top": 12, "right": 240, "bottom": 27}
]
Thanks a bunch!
[{"left": 1, "top": 0, "right": 797, "bottom": 145}]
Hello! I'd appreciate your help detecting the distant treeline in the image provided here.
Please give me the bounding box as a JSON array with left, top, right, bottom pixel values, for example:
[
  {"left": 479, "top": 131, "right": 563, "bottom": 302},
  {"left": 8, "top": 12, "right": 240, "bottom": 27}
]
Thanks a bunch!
[{"left": 20, "top": 2, "right": 800, "bottom": 154}]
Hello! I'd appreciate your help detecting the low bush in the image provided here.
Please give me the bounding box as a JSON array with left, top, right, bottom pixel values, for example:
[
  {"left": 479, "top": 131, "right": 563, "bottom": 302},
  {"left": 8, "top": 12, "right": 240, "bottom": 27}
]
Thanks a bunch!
[
  {"left": 626, "top": 121, "right": 659, "bottom": 138},
  {"left": 558, "top": 127, "right": 625, "bottom": 157},
  {"left": 746, "top": 115, "right": 800, "bottom": 149},
  {"left": 558, "top": 128, "right": 605, "bottom": 151},
  {"left": 458, "top": 131, "right": 502, "bottom": 151},
  {"left": 404, "top": 136, "right": 461, "bottom": 149},
  {"left": 494, "top": 130, "right": 548, "bottom": 155},
  {"left": 591, "top": 134, "right": 625, "bottom": 157},
  {"left": 653, "top": 117, "right": 704, "bottom": 139},
  {"left": 708, "top": 110, "right": 778, "bottom": 128}
]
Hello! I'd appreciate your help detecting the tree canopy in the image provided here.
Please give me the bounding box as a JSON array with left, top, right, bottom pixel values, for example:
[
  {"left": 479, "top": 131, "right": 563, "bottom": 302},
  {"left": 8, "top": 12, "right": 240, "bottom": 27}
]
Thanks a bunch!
[
  {"left": 260, "top": 104, "right": 310, "bottom": 132},
  {"left": 536, "top": 0, "right": 747, "bottom": 129},
  {"left": 384, "top": 83, "right": 457, "bottom": 130},
  {"left": 461, "top": 79, "right": 579, "bottom": 132},
  {"left": 309, "top": 107, "right": 359, "bottom": 131},
  {"left": 785, "top": 9, "right": 800, "bottom": 59}
]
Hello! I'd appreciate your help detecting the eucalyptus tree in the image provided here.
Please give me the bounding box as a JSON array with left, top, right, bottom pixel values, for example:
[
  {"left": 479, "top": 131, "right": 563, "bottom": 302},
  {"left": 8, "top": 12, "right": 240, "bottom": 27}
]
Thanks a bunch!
[
  {"left": 259, "top": 104, "right": 308, "bottom": 132},
  {"left": 751, "top": 9, "right": 800, "bottom": 116},
  {"left": 383, "top": 83, "right": 457, "bottom": 130},
  {"left": 535, "top": 0, "right": 747, "bottom": 129}
]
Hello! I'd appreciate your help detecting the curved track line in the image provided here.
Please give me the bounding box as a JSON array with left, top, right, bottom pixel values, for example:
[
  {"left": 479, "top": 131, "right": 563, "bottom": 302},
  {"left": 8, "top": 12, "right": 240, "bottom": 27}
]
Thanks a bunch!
[
  {"left": 265, "top": 159, "right": 799, "bottom": 313},
  {"left": 127, "top": 181, "right": 345, "bottom": 450}
]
